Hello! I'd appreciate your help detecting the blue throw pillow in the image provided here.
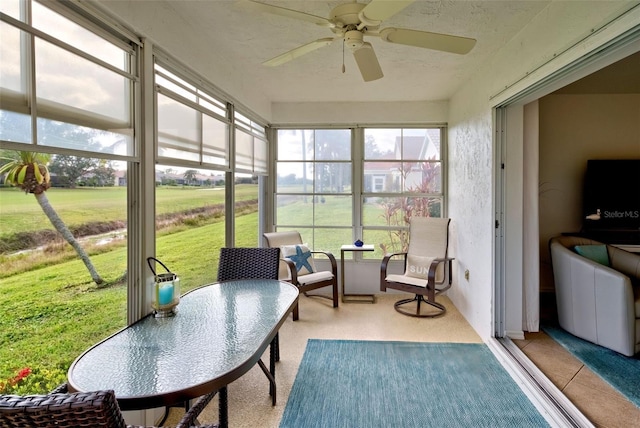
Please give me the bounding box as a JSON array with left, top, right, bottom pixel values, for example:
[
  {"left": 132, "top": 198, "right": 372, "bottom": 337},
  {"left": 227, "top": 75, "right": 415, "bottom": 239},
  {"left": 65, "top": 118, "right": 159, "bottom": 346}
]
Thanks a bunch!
[
  {"left": 280, "top": 244, "right": 316, "bottom": 275},
  {"left": 574, "top": 245, "right": 610, "bottom": 267}
]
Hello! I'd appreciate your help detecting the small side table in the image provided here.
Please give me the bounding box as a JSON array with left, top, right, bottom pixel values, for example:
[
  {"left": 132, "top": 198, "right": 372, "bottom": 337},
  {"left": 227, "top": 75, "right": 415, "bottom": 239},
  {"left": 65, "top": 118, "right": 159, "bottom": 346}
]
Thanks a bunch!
[{"left": 341, "top": 244, "right": 375, "bottom": 303}]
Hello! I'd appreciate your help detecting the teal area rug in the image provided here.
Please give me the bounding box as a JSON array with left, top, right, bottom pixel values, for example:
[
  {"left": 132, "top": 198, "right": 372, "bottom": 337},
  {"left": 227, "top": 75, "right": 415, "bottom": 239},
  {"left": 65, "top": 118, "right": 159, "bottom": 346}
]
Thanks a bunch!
[
  {"left": 543, "top": 326, "right": 640, "bottom": 409},
  {"left": 280, "top": 340, "right": 548, "bottom": 428}
]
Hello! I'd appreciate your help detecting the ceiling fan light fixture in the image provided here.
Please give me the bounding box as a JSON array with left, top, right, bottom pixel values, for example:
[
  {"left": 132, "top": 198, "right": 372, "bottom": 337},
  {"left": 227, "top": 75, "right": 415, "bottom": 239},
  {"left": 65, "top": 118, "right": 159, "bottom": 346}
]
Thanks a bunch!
[{"left": 344, "top": 30, "right": 364, "bottom": 50}]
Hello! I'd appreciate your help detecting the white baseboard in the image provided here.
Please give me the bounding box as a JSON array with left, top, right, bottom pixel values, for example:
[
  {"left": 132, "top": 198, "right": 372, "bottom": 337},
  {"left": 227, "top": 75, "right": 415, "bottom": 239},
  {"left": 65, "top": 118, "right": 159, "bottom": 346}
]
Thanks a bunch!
[{"left": 506, "top": 330, "right": 525, "bottom": 340}]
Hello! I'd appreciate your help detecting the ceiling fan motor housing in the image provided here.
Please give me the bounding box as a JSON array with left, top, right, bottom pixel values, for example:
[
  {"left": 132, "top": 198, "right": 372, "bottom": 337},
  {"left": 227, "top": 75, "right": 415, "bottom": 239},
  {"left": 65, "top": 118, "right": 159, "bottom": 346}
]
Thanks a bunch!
[{"left": 330, "top": 3, "right": 367, "bottom": 27}]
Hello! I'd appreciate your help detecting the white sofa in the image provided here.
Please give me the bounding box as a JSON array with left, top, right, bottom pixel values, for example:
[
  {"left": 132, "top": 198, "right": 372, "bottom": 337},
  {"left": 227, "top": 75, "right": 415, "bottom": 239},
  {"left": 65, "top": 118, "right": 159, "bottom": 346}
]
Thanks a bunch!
[{"left": 549, "top": 235, "right": 640, "bottom": 356}]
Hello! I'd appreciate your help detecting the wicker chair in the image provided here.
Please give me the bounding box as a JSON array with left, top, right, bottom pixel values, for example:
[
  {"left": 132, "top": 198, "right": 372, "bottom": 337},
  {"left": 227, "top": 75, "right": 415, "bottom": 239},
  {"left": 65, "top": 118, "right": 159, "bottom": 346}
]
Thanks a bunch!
[
  {"left": 0, "top": 386, "right": 218, "bottom": 428},
  {"left": 217, "top": 247, "right": 280, "bottom": 283},
  {"left": 216, "top": 247, "right": 282, "bottom": 405}
]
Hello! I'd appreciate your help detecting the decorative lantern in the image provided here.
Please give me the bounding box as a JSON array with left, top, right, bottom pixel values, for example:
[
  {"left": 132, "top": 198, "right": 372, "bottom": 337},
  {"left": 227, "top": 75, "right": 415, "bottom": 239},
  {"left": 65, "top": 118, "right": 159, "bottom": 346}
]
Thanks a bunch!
[{"left": 147, "top": 257, "right": 180, "bottom": 317}]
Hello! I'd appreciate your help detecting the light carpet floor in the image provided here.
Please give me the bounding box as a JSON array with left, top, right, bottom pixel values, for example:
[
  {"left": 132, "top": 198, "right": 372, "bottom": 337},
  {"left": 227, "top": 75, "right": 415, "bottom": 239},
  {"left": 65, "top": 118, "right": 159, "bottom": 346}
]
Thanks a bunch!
[{"left": 164, "top": 293, "right": 482, "bottom": 427}]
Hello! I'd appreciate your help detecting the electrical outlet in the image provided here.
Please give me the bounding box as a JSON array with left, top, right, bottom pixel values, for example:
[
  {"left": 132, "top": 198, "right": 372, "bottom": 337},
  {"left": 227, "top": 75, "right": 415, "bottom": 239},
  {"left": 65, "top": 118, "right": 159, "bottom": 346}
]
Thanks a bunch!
[{"left": 464, "top": 269, "right": 470, "bottom": 281}]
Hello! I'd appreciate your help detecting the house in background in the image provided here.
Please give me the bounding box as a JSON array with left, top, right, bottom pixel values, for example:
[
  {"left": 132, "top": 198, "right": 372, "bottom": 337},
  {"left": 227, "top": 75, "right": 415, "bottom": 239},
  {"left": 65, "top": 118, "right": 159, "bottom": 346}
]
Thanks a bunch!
[{"left": 363, "top": 132, "right": 441, "bottom": 194}]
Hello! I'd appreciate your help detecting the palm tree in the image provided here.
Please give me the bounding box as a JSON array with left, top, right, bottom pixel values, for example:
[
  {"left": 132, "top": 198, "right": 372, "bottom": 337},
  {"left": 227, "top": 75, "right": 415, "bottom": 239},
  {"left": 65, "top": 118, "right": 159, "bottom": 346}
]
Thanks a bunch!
[{"left": 0, "top": 151, "right": 104, "bottom": 285}]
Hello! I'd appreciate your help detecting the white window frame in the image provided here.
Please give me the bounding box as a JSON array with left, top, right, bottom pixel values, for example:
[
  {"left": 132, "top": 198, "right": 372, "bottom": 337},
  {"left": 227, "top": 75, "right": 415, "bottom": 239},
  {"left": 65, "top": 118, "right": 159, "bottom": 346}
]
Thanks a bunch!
[{"left": 271, "top": 126, "right": 448, "bottom": 254}]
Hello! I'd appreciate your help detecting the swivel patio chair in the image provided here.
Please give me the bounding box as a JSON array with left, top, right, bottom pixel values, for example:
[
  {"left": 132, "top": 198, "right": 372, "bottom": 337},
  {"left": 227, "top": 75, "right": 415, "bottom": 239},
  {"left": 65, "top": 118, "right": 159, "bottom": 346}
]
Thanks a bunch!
[
  {"left": 216, "top": 247, "right": 282, "bottom": 405},
  {"left": 0, "top": 386, "right": 218, "bottom": 428},
  {"left": 380, "top": 217, "right": 454, "bottom": 317},
  {"left": 263, "top": 231, "right": 339, "bottom": 321}
]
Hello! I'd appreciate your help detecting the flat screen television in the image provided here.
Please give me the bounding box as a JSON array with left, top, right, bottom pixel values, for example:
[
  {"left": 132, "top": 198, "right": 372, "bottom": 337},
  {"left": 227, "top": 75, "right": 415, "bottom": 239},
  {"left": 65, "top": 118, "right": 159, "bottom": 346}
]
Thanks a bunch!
[{"left": 582, "top": 159, "right": 640, "bottom": 233}]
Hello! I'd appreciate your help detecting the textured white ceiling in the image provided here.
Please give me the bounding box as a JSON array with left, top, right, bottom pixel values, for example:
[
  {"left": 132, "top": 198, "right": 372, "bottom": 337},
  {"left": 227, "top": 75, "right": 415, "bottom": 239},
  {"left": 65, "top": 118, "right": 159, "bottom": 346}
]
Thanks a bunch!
[{"left": 100, "top": 1, "right": 553, "bottom": 104}]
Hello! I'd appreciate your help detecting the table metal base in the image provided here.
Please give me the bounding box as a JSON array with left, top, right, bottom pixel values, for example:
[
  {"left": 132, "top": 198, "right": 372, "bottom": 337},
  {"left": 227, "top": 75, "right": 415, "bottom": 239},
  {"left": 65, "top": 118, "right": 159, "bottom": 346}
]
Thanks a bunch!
[
  {"left": 342, "top": 293, "right": 376, "bottom": 303},
  {"left": 340, "top": 245, "right": 376, "bottom": 304}
]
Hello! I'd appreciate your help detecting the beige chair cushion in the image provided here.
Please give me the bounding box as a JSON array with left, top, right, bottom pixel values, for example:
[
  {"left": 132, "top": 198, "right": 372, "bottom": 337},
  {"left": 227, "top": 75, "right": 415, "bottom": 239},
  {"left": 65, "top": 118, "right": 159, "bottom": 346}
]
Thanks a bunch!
[
  {"left": 386, "top": 273, "right": 428, "bottom": 288},
  {"left": 297, "top": 271, "right": 334, "bottom": 286},
  {"left": 404, "top": 217, "right": 450, "bottom": 285}
]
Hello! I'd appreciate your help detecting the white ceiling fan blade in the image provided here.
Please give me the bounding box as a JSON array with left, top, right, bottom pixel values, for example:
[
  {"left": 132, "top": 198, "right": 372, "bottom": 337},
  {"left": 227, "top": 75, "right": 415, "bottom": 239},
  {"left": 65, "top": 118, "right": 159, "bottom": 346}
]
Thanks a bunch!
[
  {"left": 263, "top": 38, "right": 335, "bottom": 67},
  {"left": 243, "top": 0, "right": 333, "bottom": 27},
  {"left": 352, "top": 42, "right": 383, "bottom": 82},
  {"left": 380, "top": 27, "right": 476, "bottom": 54},
  {"left": 360, "top": 0, "right": 414, "bottom": 25}
]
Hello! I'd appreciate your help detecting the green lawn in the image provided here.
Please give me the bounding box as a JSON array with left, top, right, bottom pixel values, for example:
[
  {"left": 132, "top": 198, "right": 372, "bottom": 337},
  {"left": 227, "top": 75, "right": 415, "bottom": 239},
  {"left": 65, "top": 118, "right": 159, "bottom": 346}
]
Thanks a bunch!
[
  {"left": 0, "top": 211, "right": 259, "bottom": 394},
  {"left": 0, "top": 183, "right": 259, "bottom": 393},
  {"left": 0, "top": 185, "right": 258, "bottom": 239}
]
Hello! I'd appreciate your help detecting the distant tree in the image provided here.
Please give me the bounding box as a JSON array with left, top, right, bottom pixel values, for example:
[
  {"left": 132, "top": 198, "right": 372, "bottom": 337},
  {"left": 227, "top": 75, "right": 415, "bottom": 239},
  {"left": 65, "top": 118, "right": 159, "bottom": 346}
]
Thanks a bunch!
[
  {"left": 88, "top": 160, "right": 116, "bottom": 186},
  {"left": 365, "top": 134, "right": 389, "bottom": 158},
  {"left": 314, "top": 130, "right": 350, "bottom": 193},
  {"left": 0, "top": 151, "right": 104, "bottom": 285},
  {"left": 183, "top": 169, "right": 197, "bottom": 185},
  {"left": 235, "top": 177, "right": 253, "bottom": 185},
  {"left": 49, "top": 155, "right": 100, "bottom": 187},
  {"left": 279, "top": 173, "right": 297, "bottom": 185}
]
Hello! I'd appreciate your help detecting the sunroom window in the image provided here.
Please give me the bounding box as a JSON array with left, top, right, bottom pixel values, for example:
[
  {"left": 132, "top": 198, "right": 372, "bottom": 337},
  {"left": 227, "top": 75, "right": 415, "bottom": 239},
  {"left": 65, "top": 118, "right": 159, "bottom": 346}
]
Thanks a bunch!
[
  {"left": 273, "top": 127, "right": 446, "bottom": 258},
  {"left": 0, "top": 0, "right": 135, "bottom": 156},
  {"left": 0, "top": 0, "right": 138, "bottom": 394},
  {"left": 362, "top": 127, "right": 445, "bottom": 259}
]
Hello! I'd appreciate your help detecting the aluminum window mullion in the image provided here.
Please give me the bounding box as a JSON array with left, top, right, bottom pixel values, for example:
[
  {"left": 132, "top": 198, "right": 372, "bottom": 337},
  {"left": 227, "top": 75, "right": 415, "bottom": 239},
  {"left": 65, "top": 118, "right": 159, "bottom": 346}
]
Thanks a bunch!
[
  {"left": 154, "top": 50, "right": 234, "bottom": 111},
  {"left": 155, "top": 156, "right": 230, "bottom": 172},
  {"left": 25, "top": 2, "right": 39, "bottom": 147},
  {"left": 0, "top": 140, "right": 139, "bottom": 163},
  {"left": 157, "top": 86, "right": 229, "bottom": 124},
  {"left": 156, "top": 69, "right": 227, "bottom": 115},
  {"left": 156, "top": 69, "right": 199, "bottom": 98},
  {"left": 41, "top": 0, "right": 141, "bottom": 49},
  {"left": 2, "top": 12, "right": 136, "bottom": 81}
]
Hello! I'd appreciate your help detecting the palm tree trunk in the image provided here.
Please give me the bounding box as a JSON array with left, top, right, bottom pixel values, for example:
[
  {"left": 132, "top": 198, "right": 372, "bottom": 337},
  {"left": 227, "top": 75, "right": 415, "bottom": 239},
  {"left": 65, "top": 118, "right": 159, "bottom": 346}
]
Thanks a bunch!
[{"left": 34, "top": 192, "right": 104, "bottom": 285}]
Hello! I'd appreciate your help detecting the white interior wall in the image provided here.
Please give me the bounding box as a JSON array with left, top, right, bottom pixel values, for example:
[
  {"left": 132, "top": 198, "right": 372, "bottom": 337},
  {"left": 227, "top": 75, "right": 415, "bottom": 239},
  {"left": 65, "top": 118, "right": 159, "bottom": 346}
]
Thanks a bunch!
[{"left": 271, "top": 101, "right": 448, "bottom": 125}]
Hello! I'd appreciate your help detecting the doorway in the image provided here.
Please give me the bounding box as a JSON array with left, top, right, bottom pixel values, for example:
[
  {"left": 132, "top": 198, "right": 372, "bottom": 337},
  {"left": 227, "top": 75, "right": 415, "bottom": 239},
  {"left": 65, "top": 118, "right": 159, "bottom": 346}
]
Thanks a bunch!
[{"left": 493, "top": 31, "right": 640, "bottom": 427}]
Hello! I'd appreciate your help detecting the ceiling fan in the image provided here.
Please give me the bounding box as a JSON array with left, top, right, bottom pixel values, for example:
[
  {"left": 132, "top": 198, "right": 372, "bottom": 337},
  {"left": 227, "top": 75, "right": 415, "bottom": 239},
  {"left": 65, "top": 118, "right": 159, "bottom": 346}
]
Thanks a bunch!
[{"left": 245, "top": 0, "right": 477, "bottom": 82}]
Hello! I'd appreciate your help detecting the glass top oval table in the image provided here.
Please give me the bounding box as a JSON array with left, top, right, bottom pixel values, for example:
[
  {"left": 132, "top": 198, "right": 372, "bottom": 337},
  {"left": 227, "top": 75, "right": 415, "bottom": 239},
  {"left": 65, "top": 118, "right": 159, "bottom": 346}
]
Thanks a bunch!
[{"left": 67, "top": 279, "right": 299, "bottom": 427}]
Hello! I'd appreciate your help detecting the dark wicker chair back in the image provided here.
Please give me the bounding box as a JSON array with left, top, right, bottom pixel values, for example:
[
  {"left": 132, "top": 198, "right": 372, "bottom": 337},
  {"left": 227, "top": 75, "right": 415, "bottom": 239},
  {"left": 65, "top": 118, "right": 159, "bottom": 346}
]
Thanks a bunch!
[
  {"left": 217, "top": 247, "right": 280, "bottom": 282},
  {"left": 0, "top": 390, "right": 126, "bottom": 428},
  {"left": 0, "top": 386, "right": 219, "bottom": 428}
]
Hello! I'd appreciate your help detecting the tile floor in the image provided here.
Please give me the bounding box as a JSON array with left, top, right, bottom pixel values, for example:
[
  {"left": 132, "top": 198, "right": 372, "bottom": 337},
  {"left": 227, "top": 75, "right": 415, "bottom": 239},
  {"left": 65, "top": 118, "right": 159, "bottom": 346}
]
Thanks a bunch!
[{"left": 513, "top": 293, "right": 640, "bottom": 428}]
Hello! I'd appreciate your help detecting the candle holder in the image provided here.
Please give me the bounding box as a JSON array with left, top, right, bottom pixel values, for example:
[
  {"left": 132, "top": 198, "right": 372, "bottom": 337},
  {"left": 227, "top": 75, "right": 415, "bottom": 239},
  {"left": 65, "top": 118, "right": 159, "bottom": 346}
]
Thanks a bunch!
[{"left": 147, "top": 257, "right": 180, "bottom": 317}]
